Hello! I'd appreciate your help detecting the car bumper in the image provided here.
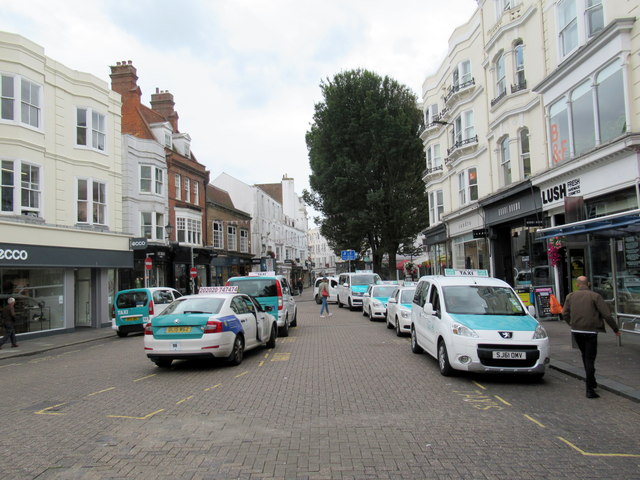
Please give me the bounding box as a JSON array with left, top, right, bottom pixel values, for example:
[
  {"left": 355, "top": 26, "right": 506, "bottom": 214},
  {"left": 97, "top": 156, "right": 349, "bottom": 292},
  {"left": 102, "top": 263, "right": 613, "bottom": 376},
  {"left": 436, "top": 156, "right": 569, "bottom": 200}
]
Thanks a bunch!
[
  {"left": 144, "top": 332, "right": 235, "bottom": 359},
  {"left": 370, "top": 306, "right": 387, "bottom": 318},
  {"left": 398, "top": 315, "right": 412, "bottom": 332},
  {"left": 447, "top": 337, "right": 550, "bottom": 374}
]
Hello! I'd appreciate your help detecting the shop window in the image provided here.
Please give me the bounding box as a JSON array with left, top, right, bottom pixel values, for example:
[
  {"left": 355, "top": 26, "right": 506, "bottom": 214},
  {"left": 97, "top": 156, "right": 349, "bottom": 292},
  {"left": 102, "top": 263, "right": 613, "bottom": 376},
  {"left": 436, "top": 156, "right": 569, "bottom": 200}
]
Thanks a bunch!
[
  {"left": 571, "top": 81, "right": 596, "bottom": 155},
  {"left": 549, "top": 98, "right": 570, "bottom": 164}
]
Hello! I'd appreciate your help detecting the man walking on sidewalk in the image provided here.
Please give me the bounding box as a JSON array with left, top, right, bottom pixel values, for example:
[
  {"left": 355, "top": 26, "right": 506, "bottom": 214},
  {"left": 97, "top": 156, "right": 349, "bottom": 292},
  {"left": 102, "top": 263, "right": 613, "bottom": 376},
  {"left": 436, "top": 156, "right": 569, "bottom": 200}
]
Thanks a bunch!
[
  {"left": 0, "top": 297, "right": 19, "bottom": 349},
  {"left": 562, "top": 276, "right": 620, "bottom": 399}
]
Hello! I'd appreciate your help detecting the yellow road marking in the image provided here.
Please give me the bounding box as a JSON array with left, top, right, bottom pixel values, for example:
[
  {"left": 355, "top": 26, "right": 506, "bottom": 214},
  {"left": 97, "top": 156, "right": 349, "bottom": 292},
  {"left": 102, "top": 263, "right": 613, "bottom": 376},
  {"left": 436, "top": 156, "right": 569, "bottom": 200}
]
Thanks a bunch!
[
  {"left": 258, "top": 361, "right": 265, "bottom": 367},
  {"left": 87, "top": 387, "right": 116, "bottom": 397},
  {"left": 107, "top": 409, "right": 165, "bottom": 420},
  {"left": 557, "top": 437, "right": 640, "bottom": 457},
  {"left": 263, "top": 353, "right": 270, "bottom": 359},
  {"left": 494, "top": 395, "right": 512, "bottom": 406},
  {"left": 472, "top": 381, "right": 486, "bottom": 390},
  {"left": 133, "top": 374, "right": 156, "bottom": 382},
  {"left": 234, "top": 371, "right": 249, "bottom": 378},
  {"left": 524, "top": 414, "right": 546, "bottom": 428},
  {"left": 35, "top": 403, "right": 67, "bottom": 415},
  {"left": 204, "top": 384, "right": 222, "bottom": 391},
  {"left": 176, "top": 396, "right": 193, "bottom": 405},
  {"left": 271, "top": 352, "right": 291, "bottom": 361}
]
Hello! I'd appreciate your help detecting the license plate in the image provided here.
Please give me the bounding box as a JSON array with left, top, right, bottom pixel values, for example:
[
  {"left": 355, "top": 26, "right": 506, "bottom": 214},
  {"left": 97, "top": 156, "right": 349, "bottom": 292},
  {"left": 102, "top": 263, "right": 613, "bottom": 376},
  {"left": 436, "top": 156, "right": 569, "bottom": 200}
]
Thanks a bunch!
[
  {"left": 493, "top": 351, "right": 526, "bottom": 360},
  {"left": 123, "top": 316, "right": 142, "bottom": 322},
  {"left": 166, "top": 326, "right": 191, "bottom": 333}
]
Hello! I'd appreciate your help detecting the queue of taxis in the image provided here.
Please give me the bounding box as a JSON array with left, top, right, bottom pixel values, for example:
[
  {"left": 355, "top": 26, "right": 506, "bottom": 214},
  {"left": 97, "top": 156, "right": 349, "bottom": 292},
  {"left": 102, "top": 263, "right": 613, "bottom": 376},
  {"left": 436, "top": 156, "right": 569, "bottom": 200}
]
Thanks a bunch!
[
  {"left": 385, "top": 283, "right": 416, "bottom": 336},
  {"left": 410, "top": 269, "right": 549, "bottom": 378},
  {"left": 143, "top": 286, "right": 278, "bottom": 368},
  {"left": 362, "top": 282, "right": 399, "bottom": 320}
]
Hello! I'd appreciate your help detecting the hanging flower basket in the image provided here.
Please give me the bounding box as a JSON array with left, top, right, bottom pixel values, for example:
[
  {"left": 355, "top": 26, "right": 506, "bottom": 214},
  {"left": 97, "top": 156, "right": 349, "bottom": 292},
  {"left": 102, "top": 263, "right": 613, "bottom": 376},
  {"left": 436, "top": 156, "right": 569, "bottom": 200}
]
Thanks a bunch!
[{"left": 547, "top": 236, "right": 564, "bottom": 267}]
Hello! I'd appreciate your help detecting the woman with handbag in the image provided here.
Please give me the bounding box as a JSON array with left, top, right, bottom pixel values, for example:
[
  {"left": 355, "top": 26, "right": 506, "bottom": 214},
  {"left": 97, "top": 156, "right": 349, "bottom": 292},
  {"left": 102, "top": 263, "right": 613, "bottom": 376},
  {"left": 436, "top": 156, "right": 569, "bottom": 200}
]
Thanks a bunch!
[{"left": 319, "top": 277, "right": 332, "bottom": 318}]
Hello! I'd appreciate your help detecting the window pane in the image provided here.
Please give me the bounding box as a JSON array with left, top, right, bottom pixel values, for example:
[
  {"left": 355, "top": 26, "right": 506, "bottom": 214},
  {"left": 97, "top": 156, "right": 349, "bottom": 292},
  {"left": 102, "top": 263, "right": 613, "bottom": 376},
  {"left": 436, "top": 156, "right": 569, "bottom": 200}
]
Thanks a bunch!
[
  {"left": 140, "top": 166, "right": 151, "bottom": 192},
  {"left": 571, "top": 82, "right": 596, "bottom": 155},
  {"left": 77, "top": 179, "right": 88, "bottom": 201},
  {"left": 1, "top": 160, "right": 14, "bottom": 212},
  {"left": 587, "top": 0, "right": 603, "bottom": 37},
  {"left": 549, "top": 99, "right": 570, "bottom": 163},
  {"left": 1, "top": 76, "right": 14, "bottom": 120},
  {"left": 597, "top": 64, "right": 625, "bottom": 142}
]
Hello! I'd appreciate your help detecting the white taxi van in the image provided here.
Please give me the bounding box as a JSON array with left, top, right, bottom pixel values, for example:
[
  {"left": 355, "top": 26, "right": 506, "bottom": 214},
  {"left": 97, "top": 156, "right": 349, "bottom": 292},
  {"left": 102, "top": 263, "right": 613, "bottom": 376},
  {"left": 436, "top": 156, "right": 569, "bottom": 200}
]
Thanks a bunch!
[
  {"left": 410, "top": 269, "right": 549, "bottom": 378},
  {"left": 337, "top": 270, "right": 382, "bottom": 311}
]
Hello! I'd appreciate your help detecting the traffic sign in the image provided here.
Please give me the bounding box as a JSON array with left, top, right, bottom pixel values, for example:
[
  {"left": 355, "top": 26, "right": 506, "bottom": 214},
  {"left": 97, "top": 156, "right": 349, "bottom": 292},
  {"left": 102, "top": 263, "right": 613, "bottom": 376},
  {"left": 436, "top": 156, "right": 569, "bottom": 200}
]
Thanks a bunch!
[
  {"left": 341, "top": 249, "right": 357, "bottom": 261},
  {"left": 144, "top": 257, "right": 152, "bottom": 270},
  {"left": 190, "top": 267, "right": 198, "bottom": 278}
]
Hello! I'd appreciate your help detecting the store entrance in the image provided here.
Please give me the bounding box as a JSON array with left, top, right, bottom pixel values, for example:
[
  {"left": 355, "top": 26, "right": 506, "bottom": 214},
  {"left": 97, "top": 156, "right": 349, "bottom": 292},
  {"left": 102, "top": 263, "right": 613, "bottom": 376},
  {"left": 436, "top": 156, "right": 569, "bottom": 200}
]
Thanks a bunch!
[
  {"left": 569, "top": 247, "right": 587, "bottom": 292},
  {"left": 74, "top": 268, "right": 92, "bottom": 327}
]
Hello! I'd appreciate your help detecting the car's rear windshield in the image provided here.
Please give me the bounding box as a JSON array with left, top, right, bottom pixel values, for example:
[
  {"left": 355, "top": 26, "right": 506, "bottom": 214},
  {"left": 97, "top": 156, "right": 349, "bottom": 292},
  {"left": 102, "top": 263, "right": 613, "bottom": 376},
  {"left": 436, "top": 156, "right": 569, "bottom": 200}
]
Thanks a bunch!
[
  {"left": 228, "top": 279, "right": 278, "bottom": 298},
  {"left": 162, "top": 298, "right": 224, "bottom": 315},
  {"left": 443, "top": 286, "right": 525, "bottom": 315},
  {"left": 116, "top": 291, "right": 149, "bottom": 308},
  {"left": 352, "top": 274, "right": 381, "bottom": 286}
]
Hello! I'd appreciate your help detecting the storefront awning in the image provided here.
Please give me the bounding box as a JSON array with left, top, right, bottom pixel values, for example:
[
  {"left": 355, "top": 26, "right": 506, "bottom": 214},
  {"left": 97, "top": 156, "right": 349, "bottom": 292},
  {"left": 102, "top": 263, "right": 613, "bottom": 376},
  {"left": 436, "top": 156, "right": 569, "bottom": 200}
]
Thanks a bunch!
[{"left": 537, "top": 209, "right": 640, "bottom": 239}]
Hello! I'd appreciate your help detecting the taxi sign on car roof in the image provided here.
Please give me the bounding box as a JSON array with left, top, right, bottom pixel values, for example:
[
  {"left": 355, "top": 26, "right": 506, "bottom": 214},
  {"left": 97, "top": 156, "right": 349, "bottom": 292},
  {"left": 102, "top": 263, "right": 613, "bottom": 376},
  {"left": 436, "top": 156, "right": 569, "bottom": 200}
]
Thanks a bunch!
[
  {"left": 444, "top": 269, "right": 489, "bottom": 277},
  {"left": 355, "top": 270, "right": 373, "bottom": 273},
  {"left": 198, "top": 286, "right": 238, "bottom": 294},
  {"left": 248, "top": 271, "right": 276, "bottom": 277}
]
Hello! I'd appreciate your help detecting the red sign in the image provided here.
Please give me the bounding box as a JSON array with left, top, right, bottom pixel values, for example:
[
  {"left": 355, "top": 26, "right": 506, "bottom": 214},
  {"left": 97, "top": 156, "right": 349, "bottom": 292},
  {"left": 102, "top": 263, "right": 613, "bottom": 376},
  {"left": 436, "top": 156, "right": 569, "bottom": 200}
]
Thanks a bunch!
[
  {"left": 145, "top": 257, "right": 152, "bottom": 270},
  {"left": 190, "top": 267, "right": 198, "bottom": 278}
]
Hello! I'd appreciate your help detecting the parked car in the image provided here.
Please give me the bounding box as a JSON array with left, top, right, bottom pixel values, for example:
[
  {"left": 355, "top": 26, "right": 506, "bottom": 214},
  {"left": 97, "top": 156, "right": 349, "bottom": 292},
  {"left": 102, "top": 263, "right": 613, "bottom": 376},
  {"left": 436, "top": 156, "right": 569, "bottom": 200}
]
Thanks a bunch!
[
  {"left": 362, "top": 284, "right": 398, "bottom": 321},
  {"left": 410, "top": 269, "right": 549, "bottom": 378},
  {"left": 386, "top": 285, "right": 416, "bottom": 336},
  {"left": 144, "top": 288, "right": 277, "bottom": 368},
  {"left": 314, "top": 276, "right": 339, "bottom": 304},
  {"left": 336, "top": 271, "right": 382, "bottom": 310},
  {"left": 112, "top": 287, "right": 182, "bottom": 337},
  {"left": 226, "top": 272, "right": 297, "bottom": 336}
]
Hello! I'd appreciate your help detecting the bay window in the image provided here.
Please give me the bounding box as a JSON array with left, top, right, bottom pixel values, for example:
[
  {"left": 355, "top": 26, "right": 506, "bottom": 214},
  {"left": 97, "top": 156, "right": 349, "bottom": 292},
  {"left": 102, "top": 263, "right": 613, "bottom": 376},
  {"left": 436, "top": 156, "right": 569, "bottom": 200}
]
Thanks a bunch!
[
  {"left": 76, "top": 108, "right": 106, "bottom": 151},
  {"left": 429, "top": 190, "right": 444, "bottom": 224},
  {"left": 458, "top": 167, "right": 478, "bottom": 206},
  {"left": 1, "top": 160, "right": 41, "bottom": 216},
  {"left": 500, "top": 137, "right": 512, "bottom": 186},
  {"left": 0, "top": 75, "right": 41, "bottom": 128}
]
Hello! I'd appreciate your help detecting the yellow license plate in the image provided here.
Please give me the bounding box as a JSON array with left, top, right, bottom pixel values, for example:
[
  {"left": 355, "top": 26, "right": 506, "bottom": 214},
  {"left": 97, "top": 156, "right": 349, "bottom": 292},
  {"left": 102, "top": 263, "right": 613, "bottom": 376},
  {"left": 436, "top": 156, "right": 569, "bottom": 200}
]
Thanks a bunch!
[
  {"left": 166, "top": 326, "right": 191, "bottom": 333},
  {"left": 123, "top": 316, "right": 142, "bottom": 322}
]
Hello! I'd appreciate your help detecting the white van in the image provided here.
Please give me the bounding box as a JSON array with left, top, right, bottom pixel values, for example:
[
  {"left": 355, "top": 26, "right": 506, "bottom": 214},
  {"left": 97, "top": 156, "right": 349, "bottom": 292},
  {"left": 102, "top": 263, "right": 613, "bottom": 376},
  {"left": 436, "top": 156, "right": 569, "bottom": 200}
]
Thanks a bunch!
[
  {"left": 410, "top": 269, "right": 550, "bottom": 378},
  {"left": 336, "top": 271, "right": 382, "bottom": 311},
  {"left": 314, "top": 276, "right": 339, "bottom": 304}
]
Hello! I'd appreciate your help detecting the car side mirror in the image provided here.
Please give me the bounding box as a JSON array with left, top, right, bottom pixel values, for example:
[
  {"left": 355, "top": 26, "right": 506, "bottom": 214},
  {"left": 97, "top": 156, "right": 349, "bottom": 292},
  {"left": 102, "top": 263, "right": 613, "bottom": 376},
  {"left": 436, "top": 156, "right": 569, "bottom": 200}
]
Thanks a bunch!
[
  {"left": 527, "top": 305, "right": 536, "bottom": 317},
  {"left": 343, "top": 283, "right": 348, "bottom": 287},
  {"left": 364, "top": 293, "right": 370, "bottom": 298},
  {"left": 423, "top": 302, "right": 436, "bottom": 315},
  {"left": 388, "top": 298, "right": 397, "bottom": 304}
]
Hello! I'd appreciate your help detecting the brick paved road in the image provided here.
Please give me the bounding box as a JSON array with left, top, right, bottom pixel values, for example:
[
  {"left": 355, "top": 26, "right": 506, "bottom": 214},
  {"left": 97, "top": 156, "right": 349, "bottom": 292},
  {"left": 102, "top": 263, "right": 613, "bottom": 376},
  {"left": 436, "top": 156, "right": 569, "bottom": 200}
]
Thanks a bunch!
[{"left": 1, "top": 297, "right": 639, "bottom": 479}]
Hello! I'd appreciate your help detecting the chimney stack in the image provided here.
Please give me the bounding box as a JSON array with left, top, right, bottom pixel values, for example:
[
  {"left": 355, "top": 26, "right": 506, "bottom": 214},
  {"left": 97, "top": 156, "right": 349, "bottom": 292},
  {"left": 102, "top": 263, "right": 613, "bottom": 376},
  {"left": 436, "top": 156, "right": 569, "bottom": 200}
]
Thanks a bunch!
[
  {"left": 151, "top": 88, "right": 179, "bottom": 132},
  {"left": 109, "top": 60, "right": 141, "bottom": 105}
]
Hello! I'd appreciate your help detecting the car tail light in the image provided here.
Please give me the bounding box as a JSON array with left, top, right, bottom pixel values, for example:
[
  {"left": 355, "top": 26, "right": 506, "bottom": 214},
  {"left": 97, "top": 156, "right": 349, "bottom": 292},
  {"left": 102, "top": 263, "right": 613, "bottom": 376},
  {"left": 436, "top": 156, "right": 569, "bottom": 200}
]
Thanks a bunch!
[
  {"left": 204, "top": 320, "right": 223, "bottom": 334},
  {"left": 144, "top": 322, "right": 153, "bottom": 335},
  {"left": 110, "top": 304, "right": 115, "bottom": 318},
  {"left": 148, "top": 300, "right": 154, "bottom": 316},
  {"left": 277, "top": 281, "right": 283, "bottom": 310}
]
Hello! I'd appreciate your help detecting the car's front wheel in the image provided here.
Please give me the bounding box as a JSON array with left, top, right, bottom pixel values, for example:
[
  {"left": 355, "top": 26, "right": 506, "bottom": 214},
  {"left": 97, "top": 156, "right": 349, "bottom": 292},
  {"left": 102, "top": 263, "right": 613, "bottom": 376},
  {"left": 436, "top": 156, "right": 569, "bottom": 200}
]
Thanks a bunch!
[
  {"left": 337, "top": 296, "right": 343, "bottom": 308},
  {"left": 386, "top": 316, "right": 393, "bottom": 329},
  {"left": 315, "top": 295, "right": 321, "bottom": 305},
  {"left": 411, "top": 327, "right": 423, "bottom": 354},
  {"left": 291, "top": 309, "right": 297, "bottom": 327},
  {"left": 227, "top": 335, "right": 244, "bottom": 366},
  {"left": 396, "top": 318, "right": 402, "bottom": 337},
  {"left": 438, "top": 340, "right": 453, "bottom": 376},
  {"left": 266, "top": 324, "right": 277, "bottom": 349}
]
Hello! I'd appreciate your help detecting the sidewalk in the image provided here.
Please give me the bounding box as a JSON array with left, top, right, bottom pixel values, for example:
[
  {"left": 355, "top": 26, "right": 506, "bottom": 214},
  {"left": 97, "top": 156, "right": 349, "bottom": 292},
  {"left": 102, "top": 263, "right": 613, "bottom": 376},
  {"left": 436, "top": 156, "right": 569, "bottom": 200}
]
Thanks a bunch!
[{"left": 2, "top": 302, "right": 639, "bottom": 402}]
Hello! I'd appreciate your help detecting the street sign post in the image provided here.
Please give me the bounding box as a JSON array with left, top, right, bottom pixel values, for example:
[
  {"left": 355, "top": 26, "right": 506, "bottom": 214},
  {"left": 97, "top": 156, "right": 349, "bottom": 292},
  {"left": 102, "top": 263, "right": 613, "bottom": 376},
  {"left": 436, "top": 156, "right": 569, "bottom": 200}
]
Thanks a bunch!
[
  {"left": 341, "top": 250, "right": 357, "bottom": 271},
  {"left": 190, "top": 267, "right": 198, "bottom": 278},
  {"left": 145, "top": 257, "right": 152, "bottom": 270}
]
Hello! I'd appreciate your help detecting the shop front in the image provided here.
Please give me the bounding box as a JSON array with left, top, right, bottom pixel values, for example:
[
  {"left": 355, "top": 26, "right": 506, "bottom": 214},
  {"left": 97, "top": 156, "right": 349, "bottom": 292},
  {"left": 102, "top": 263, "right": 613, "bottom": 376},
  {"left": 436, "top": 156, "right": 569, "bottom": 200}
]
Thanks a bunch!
[
  {"left": 446, "top": 207, "right": 489, "bottom": 271},
  {"left": 0, "top": 242, "right": 132, "bottom": 336},
  {"left": 422, "top": 224, "right": 450, "bottom": 275},
  {"left": 211, "top": 254, "right": 255, "bottom": 285},
  {"left": 481, "top": 182, "right": 546, "bottom": 292}
]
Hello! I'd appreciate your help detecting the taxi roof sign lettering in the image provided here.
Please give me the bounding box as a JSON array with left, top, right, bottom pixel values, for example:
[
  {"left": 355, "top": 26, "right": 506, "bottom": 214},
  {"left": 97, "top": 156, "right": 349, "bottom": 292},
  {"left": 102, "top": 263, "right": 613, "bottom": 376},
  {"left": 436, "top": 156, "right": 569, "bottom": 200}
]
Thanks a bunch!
[
  {"left": 249, "top": 271, "right": 276, "bottom": 277},
  {"left": 198, "top": 286, "right": 238, "bottom": 294},
  {"left": 444, "top": 269, "right": 489, "bottom": 277}
]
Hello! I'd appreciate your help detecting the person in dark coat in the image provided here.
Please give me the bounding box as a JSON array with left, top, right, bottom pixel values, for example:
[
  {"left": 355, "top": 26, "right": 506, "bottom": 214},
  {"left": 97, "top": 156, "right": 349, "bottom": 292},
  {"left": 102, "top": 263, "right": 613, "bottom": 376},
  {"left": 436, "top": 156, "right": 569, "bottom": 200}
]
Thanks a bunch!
[
  {"left": 562, "top": 276, "right": 620, "bottom": 398},
  {"left": 0, "top": 297, "right": 19, "bottom": 348}
]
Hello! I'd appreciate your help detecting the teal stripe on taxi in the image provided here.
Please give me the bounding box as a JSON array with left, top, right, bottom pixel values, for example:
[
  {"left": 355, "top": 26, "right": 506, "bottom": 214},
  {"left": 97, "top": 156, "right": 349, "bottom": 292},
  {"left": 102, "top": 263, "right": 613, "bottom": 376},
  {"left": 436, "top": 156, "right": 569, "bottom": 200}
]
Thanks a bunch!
[
  {"left": 374, "top": 296, "right": 390, "bottom": 306},
  {"left": 352, "top": 285, "right": 368, "bottom": 294},
  {"left": 448, "top": 314, "right": 538, "bottom": 331}
]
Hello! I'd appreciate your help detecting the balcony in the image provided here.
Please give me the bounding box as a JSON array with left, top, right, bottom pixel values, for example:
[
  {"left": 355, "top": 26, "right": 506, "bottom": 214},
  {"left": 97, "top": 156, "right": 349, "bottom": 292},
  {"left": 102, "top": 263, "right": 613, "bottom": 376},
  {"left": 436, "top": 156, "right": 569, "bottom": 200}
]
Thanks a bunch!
[
  {"left": 490, "top": 89, "right": 507, "bottom": 107},
  {"left": 444, "top": 78, "right": 475, "bottom": 106},
  {"left": 420, "top": 114, "right": 448, "bottom": 137},
  {"left": 511, "top": 80, "right": 527, "bottom": 93},
  {"left": 422, "top": 165, "right": 443, "bottom": 183},
  {"left": 446, "top": 135, "right": 479, "bottom": 162}
]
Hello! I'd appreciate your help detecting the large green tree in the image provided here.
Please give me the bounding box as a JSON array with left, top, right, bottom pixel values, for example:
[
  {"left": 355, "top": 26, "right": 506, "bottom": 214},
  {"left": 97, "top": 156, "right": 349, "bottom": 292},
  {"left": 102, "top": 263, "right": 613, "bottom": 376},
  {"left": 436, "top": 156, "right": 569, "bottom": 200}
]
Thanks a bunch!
[{"left": 304, "top": 69, "right": 429, "bottom": 276}]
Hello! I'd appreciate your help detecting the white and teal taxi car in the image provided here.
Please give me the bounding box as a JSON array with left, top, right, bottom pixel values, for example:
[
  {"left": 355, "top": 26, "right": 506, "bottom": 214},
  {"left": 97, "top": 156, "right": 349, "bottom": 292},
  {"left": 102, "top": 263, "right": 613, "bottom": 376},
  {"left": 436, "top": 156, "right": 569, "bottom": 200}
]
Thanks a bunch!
[
  {"left": 362, "top": 283, "right": 399, "bottom": 320},
  {"left": 386, "top": 284, "right": 416, "bottom": 336},
  {"left": 337, "top": 271, "right": 382, "bottom": 310},
  {"left": 410, "top": 269, "right": 549, "bottom": 378},
  {"left": 144, "top": 287, "right": 277, "bottom": 368}
]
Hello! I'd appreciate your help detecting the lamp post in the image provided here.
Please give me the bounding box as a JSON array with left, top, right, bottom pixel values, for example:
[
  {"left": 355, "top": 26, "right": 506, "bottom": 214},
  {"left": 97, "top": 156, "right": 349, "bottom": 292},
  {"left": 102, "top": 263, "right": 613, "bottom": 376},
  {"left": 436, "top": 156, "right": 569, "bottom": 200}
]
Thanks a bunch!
[{"left": 165, "top": 223, "right": 174, "bottom": 241}]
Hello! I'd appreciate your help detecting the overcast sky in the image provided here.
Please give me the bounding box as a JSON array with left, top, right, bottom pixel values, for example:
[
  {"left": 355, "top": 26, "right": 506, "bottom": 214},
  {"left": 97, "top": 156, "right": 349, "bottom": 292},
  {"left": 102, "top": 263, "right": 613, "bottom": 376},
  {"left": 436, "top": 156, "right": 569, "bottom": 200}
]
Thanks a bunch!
[{"left": 1, "top": 0, "right": 476, "bottom": 219}]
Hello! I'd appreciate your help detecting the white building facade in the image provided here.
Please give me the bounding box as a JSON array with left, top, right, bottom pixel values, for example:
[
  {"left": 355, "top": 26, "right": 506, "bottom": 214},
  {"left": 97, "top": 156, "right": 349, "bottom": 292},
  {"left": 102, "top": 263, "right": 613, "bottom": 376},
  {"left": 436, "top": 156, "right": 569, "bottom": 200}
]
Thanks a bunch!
[
  {"left": 0, "top": 32, "right": 130, "bottom": 335},
  {"left": 307, "top": 227, "right": 338, "bottom": 276}
]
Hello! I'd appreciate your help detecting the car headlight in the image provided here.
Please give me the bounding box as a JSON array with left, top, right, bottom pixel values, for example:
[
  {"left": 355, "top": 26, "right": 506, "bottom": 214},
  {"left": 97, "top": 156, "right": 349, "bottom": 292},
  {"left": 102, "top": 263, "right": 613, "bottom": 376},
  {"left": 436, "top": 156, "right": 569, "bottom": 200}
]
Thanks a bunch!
[
  {"left": 533, "top": 325, "right": 548, "bottom": 339},
  {"left": 400, "top": 310, "right": 410, "bottom": 318},
  {"left": 452, "top": 322, "right": 478, "bottom": 338},
  {"left": 372, "top": 300, "right": 382, "bottom": 307}
]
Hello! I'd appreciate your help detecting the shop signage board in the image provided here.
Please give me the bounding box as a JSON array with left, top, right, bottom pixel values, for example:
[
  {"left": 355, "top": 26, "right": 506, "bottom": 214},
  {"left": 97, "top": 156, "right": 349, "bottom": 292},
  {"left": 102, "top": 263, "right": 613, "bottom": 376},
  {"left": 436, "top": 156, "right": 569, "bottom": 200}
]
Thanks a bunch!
[
  {"left": 624, "top": 236, "right": 640, "bottom": 269},
  {"left": 533, "top": 286, "right": 555, "bottom": 318}
]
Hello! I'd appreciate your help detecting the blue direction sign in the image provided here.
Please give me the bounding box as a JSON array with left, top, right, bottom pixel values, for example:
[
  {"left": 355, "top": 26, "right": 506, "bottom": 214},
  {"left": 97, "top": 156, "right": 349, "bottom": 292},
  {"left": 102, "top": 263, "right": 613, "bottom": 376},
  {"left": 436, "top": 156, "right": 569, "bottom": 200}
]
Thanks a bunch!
[{"left": 341, "top": 249, "right": 357, "bottom": 261}]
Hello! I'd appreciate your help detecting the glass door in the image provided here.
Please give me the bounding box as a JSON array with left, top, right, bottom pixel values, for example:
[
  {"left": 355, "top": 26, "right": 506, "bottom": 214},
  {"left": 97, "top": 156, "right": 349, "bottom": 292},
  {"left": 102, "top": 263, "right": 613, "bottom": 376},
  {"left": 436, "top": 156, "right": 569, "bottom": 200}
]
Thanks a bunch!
[{"left": 75, "top": 268, "right": 92, "bottom": 327}]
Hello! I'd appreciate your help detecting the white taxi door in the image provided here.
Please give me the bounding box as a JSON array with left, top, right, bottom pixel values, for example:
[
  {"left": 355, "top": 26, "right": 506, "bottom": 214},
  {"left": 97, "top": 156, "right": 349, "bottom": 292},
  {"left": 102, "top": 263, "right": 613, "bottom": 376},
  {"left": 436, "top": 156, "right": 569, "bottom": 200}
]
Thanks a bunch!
[
  {"left": 413, "top": 281, "right": 431, "bottom": 349},
  {"left": 244, "top": 296, "right": 270, "bottom": 343},
  {"left": 231, "top": 296, "right": 258, "bottom": 348},
  {"left": 422, "top": 284, "right": 443, "bottom": 356}
]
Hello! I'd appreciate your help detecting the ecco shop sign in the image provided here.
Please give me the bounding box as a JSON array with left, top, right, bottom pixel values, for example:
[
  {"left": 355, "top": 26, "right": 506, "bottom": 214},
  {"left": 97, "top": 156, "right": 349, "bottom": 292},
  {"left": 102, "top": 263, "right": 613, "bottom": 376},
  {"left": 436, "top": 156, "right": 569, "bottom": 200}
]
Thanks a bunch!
[{"left": 0, "top": 248, "right": 28, "bottom": 260}]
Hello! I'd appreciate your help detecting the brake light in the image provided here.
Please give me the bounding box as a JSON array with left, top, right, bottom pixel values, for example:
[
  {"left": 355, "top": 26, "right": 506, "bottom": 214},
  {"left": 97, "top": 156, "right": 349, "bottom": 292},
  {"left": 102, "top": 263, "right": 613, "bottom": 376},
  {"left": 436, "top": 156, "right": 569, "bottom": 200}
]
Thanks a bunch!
[
  {"left": 277, "top": 280, "right": 283, "bottom": 310},
  {"left": 110, "top": 304, "right": 115, "bottom": 318},
  {"left": 204, "top": 320, "right": 223, "bottom": 334},
  {"left": 148, "top": 300, "right": 154, "bottom": 316},
  {"left": 144, "top": 322, "right": 153, "bottom": 335}
]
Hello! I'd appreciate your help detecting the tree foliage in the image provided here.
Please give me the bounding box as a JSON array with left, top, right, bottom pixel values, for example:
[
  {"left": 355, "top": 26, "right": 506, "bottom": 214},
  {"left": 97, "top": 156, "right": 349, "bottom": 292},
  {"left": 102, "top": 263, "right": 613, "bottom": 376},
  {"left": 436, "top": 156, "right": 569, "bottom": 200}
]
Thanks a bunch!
[{"left": 304, "top": 69, "right": 429, "bottom": 275}]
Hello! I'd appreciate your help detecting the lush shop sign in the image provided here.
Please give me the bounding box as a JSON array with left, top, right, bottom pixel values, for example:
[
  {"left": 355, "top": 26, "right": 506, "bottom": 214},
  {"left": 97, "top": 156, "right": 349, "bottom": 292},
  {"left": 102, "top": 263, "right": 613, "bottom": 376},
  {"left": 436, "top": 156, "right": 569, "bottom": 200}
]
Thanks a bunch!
[{"left": 541, "top": 178, "right": 581, "bottom": 206}]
